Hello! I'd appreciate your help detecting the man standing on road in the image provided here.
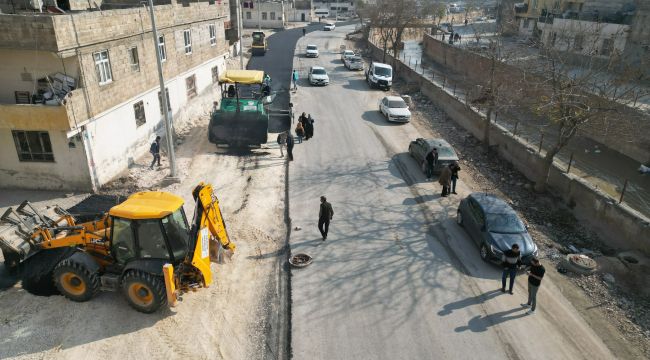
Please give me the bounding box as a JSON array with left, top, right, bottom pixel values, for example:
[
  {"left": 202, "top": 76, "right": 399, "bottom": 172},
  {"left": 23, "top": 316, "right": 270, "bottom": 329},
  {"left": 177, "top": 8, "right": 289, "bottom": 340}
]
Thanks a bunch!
[
  {"left": 286, "top": 131, "right": 294, "bottom": 161},
  {"left": 149, "top": 136, "right": 161, "bottom": 169},
  {"left": 318, "top": 196, "right": 334, "bottom": 240},
  {"left": 450, "top": 161, "right": 461, "bottom": 194},
  {"left": 501, "top": 244, "right": 522, "bottom": 294},
  {"left": 438, "top": 163, "right": 452, "bottom": 197},
  {"left": 522, "top": 257, "right": 545, "bottom": 315},
  {"left": 277, "top": 131, "right": 287, "bottom": 157},
  {"left": 425, "top": 148, "right": 438, "bottom": 180},
  {"left": 292, "top": 70, "right": 299, "bottom": 91}
]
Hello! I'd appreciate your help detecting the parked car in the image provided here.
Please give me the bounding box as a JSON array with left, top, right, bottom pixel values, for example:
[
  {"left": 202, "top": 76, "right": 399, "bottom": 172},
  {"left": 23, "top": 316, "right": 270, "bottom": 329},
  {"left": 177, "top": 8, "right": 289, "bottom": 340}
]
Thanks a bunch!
[
  {"left": 379, "top": 96, "right": 411, "bottom": 123},
  {"left": 344, "top": 55, "right": 364, "bottom": 70},
  {"left": 305, "top": 44, "right": 319, "bottom": 58},
  {"left": 308, "top": 66, "right": 330, "bottom": 86},
  {"left": 341, "top": 50, "right": 355, "bottom": 62},
  {"left": 457, "top": 193, "right": 539, "bottom": 264},
  {"left": 408, "top": 138, "right": 459, "bottom": 173},
  {"left": 365, "top": 62, "right": 393, "bottom": 90},
  {"left": 323, "top": 23, "right": 336, "bottom": 31}
]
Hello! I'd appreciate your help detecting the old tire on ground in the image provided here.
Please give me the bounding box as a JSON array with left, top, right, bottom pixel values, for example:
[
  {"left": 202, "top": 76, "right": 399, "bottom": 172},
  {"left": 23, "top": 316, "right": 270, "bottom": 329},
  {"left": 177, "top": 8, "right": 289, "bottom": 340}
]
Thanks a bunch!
[
  {"left": 122, "top": 270, "right": 167, "bottom": 313},
  {"left": 560, "top": 254, "right": 598, "bottom": 275},
  {"left": 21, "top": 248, "right": 76, "bottom": 296},
  {"left": 53, "top": 257, "right": 100, "bottom": 302},
  {"left": 289, "top": 253, "right": 313, "bottom": 268}
]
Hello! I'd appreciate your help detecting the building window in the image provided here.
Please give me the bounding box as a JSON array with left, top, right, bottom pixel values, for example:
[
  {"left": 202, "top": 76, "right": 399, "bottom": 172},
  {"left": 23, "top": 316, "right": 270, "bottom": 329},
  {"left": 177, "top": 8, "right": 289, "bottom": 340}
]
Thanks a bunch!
[
  {"left": 246, "top": 11, "right": 252, "bottom": 19},
  {"left": 262, "top": 12, "right": 267, "bottom": 20},
  {"left": 183, "top": 29, "right": 192, "bottom": 54},
  {"left": 532, "top": 0, "right": 538, "bottom": 9},
  {"left": 270, "top": 12, "right": 275, "bottom": 20},
  {"left": 601, "top": 38, "right": 613, "bottom": 56},
  {"left": 209, "top": 24, "right": 217, "bottom": 46},
  {"left": 186, "top": 74, "right": 197, "bottom": 99},
  {"left": 523, "top": 18, "right": 530, "bottom": 29},
  {"left": 573, "top": 34, "right": 584, "bottom": 51},
  {"left": 129, "top": 46, "right": 140, "bottom": 72},
  {"left": 158, "top": 35, "right": 167, "bottom": 62},
  {"left": 12, "top": 130, "right": 54, "bottom": 162},
  {"left": 211, "top": 66, "right": 219, "bottom": 84},
  {"left": 134, "top": 101, "right": 146, "bottom": 127},
  {"left": 158, "top": 88, "right": 171, "bottom": 115},
  {"left": 93, "top": 50, "right": 112, "bottom": 85}
]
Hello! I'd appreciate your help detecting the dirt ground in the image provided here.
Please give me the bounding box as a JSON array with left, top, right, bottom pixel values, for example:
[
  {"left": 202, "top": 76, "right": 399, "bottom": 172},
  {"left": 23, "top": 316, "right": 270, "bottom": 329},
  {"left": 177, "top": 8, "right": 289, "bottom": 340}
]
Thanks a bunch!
[{"left": 0, "top": 70, "right": 289, "bottom": 359}]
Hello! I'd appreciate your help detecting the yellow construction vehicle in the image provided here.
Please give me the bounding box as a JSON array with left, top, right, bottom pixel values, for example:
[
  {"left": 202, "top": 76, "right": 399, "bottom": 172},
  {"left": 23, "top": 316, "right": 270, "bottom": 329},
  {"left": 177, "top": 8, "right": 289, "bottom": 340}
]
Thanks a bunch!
[{"left": 0, "top": 183, "right": 234, "bottom": 313}]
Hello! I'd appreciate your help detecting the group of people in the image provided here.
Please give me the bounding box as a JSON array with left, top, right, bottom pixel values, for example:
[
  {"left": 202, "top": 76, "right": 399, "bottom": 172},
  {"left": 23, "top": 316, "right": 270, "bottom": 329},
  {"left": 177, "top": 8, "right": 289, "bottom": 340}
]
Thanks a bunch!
[
  {"left": 501, "top": 244, "right": 546, "bottom": 315},
  {"left": 296, "top": 112, "right": 314, "bottom": 142},
  {"left": 423, "top": 147, "right": 461, "bottom": 197}
]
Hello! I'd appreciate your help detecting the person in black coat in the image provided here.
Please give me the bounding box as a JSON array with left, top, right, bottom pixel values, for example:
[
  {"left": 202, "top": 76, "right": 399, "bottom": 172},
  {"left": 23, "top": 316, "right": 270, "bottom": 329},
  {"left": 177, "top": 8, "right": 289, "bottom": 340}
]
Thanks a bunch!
[
  {"left": 286, "top": 131, "right": 294, "bottom": 161},
  {"left": 304, "top": 115, "right": 314, "bottom": 140}
]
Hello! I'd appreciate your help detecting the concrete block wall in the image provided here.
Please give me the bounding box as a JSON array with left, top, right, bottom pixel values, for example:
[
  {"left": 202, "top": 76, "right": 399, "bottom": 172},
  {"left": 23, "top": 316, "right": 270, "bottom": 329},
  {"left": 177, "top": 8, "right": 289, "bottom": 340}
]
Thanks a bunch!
[
  {"left": 422, "top": 34, "right": 650, "bottom": 165},
  {"left": 368, "top": 41, "right": 650, "bottom": 255},
  {"left": 0, "top": 15, "right": 58, "bottom": 51}
]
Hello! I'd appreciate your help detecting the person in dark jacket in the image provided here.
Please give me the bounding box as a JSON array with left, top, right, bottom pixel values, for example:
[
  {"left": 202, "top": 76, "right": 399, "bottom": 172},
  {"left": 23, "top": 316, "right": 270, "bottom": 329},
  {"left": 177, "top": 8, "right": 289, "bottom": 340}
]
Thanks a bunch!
[
  {"left": 450, "top": 161, "right": 461, "bottom": 194},
  {"left": 425, "top": 148, "right": 438, "bottom": 180},
  {"left": 522, "top": 257, "right": 545, "bottom": 314},
  {"left": 304, "top": 115, "right": 314, "bottom": 140},
  {"left": 149, "top": 136, "right": 161, "bottom": 169},
  {"left": 299, "top": 112, "right": 308, "bottom": 126},
  {"left": 438, "top": 164, "right": 452, "bottom": 197},
  {"left": 295, "top": 122, "right": 305, "bottom": 143},
  {"left": 501, "top": 244, "right": 522, "bottom": 294},
  {"left": 286, "top": 131, "right": 294, "bottom": 161},
  {"left": 318, "top": 196, "right": 334, "bottom": 240}
]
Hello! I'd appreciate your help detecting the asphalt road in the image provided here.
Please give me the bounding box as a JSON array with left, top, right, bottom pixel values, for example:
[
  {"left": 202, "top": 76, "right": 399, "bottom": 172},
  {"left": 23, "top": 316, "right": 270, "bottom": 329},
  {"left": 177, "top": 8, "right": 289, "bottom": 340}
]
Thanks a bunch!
[{"left": 288, "top": 24, "right": 615, "bottom": 360}]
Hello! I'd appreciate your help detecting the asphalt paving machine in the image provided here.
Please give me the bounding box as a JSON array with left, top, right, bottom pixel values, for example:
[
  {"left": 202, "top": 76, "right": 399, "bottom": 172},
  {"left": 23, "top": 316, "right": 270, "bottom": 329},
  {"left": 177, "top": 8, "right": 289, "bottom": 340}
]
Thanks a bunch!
[
  {"left": 0, "top": 183, "right": 235, "bottom": 313},
  {"left": 208, "top": 69, "right": 291, "bottom": 147}
]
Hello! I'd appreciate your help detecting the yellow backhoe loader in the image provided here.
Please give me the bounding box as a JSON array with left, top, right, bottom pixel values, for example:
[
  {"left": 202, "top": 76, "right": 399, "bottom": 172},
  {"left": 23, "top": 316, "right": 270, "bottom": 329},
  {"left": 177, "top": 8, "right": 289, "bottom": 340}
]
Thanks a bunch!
[{"left": 0, "top": 182, "right": 234, "bottom": 313}]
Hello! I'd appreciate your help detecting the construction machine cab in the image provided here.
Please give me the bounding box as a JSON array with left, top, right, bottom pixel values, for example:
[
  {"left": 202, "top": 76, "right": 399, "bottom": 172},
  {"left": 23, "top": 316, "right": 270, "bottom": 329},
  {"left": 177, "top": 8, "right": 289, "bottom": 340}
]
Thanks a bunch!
[{"left": 108, "top": 192, "right": 190, "bottom": 266}]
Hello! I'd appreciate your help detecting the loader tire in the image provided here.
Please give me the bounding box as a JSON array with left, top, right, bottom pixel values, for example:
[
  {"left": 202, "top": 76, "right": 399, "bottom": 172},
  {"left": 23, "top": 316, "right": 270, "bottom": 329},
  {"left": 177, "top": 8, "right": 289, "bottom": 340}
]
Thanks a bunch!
[
  {"left": 54, "top": 258, "right": 100, "bottom": 302},
  {"left": 122, "top": 270, "right": 167, "bottom": 313},
  {"left": 21, "top": 248, "right": 76, "bottom": 296}
]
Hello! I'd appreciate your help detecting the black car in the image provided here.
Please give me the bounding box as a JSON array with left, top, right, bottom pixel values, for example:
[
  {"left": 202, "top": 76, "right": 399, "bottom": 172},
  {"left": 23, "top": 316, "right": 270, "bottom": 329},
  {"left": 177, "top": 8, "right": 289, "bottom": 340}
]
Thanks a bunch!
[
  {"left": 408, "top": 138, "right": 459, "bottom": 174},
  {"left": 456, "top": 193, "right": 538, "bottom": 264}
]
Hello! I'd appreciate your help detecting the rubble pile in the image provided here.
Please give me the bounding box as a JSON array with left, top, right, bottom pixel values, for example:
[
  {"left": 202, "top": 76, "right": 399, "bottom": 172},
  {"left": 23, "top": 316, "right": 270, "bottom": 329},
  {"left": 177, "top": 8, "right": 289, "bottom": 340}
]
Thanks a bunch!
[{"left": 400, "top": 84, "right": 650, "bottom": 357}]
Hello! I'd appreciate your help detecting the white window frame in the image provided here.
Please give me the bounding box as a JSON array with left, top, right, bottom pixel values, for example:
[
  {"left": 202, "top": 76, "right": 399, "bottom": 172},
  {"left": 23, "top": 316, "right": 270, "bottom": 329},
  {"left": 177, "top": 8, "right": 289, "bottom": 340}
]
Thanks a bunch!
[
  {"left": 158, "top": 35, "right": 167, "bottom": 62},
  {"left": 93, "top": 50, "right": 113, "bottom": 85},
  {"left": 209, "top": 24, "right": 217, "bottom": 46},
  {"left": 183, "top": 29, "right": 192, "bottom": 55}
]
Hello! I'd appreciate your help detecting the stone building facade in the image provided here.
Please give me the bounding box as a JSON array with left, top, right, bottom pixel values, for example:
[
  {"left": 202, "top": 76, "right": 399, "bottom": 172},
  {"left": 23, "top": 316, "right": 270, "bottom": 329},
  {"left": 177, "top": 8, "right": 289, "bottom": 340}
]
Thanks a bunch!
[{"left": 0, "top": 0, "right": 232, "bottom": 191}]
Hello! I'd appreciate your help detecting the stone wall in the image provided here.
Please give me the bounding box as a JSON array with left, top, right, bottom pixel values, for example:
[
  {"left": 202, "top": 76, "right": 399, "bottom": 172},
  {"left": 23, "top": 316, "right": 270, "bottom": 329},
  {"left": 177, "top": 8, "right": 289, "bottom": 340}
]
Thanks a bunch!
[
  {"left": 422, "top": 34, "right": 650, "bottom": 165},
  {"left": 368, "top": 41, "right": 650, "bottom": 255}
]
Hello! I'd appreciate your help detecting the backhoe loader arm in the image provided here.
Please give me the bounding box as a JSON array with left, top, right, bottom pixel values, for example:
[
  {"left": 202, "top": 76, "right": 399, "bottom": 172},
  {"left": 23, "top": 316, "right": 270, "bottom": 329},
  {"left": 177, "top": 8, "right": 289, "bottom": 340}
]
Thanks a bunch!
[{"left": 192, "top": 183, "right": 235, "bottom": 253}]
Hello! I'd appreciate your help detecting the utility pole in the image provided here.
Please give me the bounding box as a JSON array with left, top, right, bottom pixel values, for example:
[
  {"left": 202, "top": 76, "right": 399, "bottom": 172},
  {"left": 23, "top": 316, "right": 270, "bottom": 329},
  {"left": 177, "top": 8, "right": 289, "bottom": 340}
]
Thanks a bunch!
[
  {"left": 257, "top": 0, "right": 261, "bottom": 30},
  {"left": 237, "top": 0, "right": 244, "bottom": 69},
  {"left": 146, "top": 0, "right": 177, "bottom": 178}
]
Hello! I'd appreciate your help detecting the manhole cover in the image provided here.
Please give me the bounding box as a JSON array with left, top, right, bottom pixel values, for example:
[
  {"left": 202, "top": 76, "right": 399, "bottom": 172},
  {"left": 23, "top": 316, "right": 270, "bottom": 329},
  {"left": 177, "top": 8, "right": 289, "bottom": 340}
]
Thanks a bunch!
[{"left": 289, "top": 253, "right": 312, "bottom": 268}]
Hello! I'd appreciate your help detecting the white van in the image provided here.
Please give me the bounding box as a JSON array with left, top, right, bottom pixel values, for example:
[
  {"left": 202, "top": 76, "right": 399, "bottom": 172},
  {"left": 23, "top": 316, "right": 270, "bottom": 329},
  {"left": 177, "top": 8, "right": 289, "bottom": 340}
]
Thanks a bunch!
[{"left": 365, "top": 62, "right": 393, "bottom": 90}]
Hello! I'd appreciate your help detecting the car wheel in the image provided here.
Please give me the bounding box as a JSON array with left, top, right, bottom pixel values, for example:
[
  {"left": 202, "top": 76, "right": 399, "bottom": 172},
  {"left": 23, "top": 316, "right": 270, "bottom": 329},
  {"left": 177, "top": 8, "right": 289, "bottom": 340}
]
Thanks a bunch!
[
  {"left": 456, "top": 211, "right": 463, "bottom": 227},
  {"left": 480, "top": 244, "right": 489, "bottom": 262}
]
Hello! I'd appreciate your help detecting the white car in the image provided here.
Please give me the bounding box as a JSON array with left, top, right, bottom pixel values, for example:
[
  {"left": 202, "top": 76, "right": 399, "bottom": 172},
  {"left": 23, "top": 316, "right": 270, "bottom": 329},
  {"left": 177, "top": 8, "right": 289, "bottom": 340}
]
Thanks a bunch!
[
  {"left": 324, "top": 23, "right": 335, "bottom": 31},
  {"left": 308, "top": 66, "right": 329, "bottom": 86},
  {"left": 366, "top": 62, "right": 393, "bottom": 90},
  {"left": 379, "top": 96, "right": 411, "bottom": 122},
  {"left": 341, "top": 50, "right": 355, "bottom": 62},
  {"left": 344, "top": 55, "right": 364, "bottom": 70},
  {"left": 305, "top": 44, "right": 319, "bottom": 58}
]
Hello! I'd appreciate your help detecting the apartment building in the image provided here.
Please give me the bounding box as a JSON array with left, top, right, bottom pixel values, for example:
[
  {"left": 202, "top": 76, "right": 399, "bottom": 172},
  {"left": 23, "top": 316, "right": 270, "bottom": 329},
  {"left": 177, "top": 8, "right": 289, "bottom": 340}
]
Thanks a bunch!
[{"left": 0, "top": 0, "right": 232, "bottom": 191}]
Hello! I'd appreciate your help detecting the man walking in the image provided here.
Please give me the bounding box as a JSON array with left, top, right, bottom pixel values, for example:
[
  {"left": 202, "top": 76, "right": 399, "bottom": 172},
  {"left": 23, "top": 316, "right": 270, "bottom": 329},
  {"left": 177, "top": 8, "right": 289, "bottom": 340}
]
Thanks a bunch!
[
  {"left": 318, "top": 196, "right": 334, "bottom": 240},
  {"left": 292, "top": 70, "right": 299, "bottom": 91},
  {"left": 277, "top": 131, "right": 287, "bottom": 157},
  {"left": 149, "top": 136, "right": 161, "bottom": 169},
  {"left": 450, "top": 161, "right": 461, "bottom": 194},
  {"left": 501, "top": 244, "right": 522, "bottom": 294},
  {"left": 286, "top": 131, "right": 294, "bottom": 161},
  {"left": 522, "top": 257, "right": 545, "bottom": 315},
  {"left": 438, "top": 163, "right": 452, "bottom": 197}
]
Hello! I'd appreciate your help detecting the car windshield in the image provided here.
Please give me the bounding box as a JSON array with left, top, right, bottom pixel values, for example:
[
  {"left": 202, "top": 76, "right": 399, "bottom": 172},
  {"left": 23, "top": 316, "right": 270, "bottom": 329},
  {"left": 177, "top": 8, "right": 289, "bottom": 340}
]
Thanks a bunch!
[
  {"left": 388, "top": 100, "right": 407, "bottom": 108},
  {"left": 374, "top": 67, "right": 392, "bottom": 76},
  {"left": 486, "top": 213, "right": 526, "bottom": 234},
  {"left": 349, "top": 57, "right": 361, "bottom": 62},
  {"left": 307, "top": 46, "right": 317, "bottom": 51},
  {"left": 344, "top": 51, "right": 354, "bottom": 56},
  {"left": 312, "top": 69, "right": 326, "bottom": 75}
]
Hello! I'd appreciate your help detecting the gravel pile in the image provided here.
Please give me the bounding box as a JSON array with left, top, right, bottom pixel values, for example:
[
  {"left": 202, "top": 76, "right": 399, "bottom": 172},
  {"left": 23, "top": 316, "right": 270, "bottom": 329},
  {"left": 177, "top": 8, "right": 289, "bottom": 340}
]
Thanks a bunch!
[{"left": 399, "top": 83, "right": 650, "bottom": 357}]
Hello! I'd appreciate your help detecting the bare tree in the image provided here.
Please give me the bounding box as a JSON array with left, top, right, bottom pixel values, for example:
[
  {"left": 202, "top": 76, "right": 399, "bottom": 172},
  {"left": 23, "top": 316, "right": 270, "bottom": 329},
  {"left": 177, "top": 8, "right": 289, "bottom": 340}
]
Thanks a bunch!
[
  {"left": 528, "top": 26, "right": 648, "bottom": 191},
  {"left": 366, "top": 0, "right": 418, "bottom": 64}
]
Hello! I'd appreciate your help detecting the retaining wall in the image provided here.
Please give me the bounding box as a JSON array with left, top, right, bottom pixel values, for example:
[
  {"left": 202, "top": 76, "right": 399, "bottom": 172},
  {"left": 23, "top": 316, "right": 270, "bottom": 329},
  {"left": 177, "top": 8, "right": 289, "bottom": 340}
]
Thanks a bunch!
[{"left": 368, "top": 42, "right": 650, "bottom": 255}]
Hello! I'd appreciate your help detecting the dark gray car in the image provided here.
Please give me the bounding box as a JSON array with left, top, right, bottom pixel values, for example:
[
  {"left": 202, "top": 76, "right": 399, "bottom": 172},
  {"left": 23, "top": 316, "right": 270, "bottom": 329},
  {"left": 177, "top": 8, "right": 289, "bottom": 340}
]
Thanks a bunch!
[
  {"left": 456, "top": 193, "right": 539, "bottom": 264},
  {"left": 408, "top": 138, "right": 459, "bottom": 174}
]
